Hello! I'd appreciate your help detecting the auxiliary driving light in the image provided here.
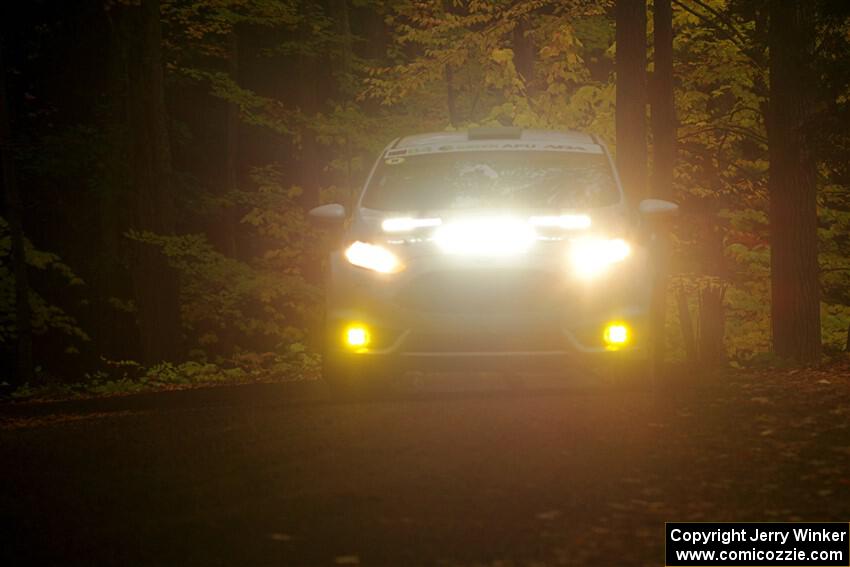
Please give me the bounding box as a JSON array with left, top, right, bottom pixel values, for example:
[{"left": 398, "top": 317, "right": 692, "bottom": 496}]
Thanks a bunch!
[
  {"left": 434, "top": 217, "right": 537, "bottom": 256},
  {"left": 382, "top": 217, "right": 442, "bottom": 232},
  {"left": 344, "top": 324, "right": 371, "bottom": 350},
  {"left": 603, "top": 323, "right": 630, "bottom": 350},
  {"left": 529, "top": 214, "right": 591, "bottom": 230}
]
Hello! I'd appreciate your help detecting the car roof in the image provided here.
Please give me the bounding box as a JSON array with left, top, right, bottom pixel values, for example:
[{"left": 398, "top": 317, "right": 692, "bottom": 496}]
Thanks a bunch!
[{"left": 393, "top": 128, "right": 597, "bottom": 149}]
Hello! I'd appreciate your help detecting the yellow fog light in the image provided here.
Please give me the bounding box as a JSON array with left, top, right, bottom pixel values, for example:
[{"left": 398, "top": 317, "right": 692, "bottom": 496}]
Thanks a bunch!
[
  {"left": 344, "top": 324, "right": 370, "bottom": 350},
  {"left": 603, "top": 323, "right": 630, "bottom": 350}
]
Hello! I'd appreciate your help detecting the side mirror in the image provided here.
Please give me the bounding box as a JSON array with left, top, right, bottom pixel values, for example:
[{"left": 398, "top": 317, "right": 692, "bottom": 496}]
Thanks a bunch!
[
  {"left": 638, "top": 199, "right": 679, "bottom": 217},
  {"left": 308, "top": 203, "right": 346, "bottom": 224}
]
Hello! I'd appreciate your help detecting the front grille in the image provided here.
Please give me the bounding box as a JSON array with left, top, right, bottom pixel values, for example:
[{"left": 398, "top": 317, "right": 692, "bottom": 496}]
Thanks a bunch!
[
  {"left": 394, "top": 270, "right": 559, "bottom": 314},
  {"left": 405, "top": 328, "right": 566, "bottom": 353}
]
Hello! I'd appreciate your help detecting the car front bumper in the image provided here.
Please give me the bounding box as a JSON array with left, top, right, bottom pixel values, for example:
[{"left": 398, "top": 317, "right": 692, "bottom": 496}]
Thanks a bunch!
[{"left": 325, "top": 246, "right": 654, "bottom": 369}]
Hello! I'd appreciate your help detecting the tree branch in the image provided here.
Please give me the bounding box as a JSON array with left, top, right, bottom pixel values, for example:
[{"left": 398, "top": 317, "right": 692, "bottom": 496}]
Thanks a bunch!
[{"left": 671, "top": 0, "right": 764, "bottom": 72}]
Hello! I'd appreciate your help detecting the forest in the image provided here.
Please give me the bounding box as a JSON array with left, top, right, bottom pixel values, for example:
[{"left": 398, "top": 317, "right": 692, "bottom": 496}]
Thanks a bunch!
[{"left": 1, "top": 0, "right": 849, "bottom": 396}]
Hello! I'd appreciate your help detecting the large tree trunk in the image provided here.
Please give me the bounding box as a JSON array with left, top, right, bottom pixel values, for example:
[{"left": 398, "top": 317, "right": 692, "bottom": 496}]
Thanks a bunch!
[
  {"left": 126, "top": 0, "right": 182, "bottom": 364},
  {"left": 445, "top": 64, "right": 458, "bottom": 127},
  {"left": 222, "top": 28, "right": 240, "bottom": 257},
  {"left": 225, "top": 30, "right": 240, "bottom": 197},
  {"left": 615, "top": 0, "right": 648, "bottom": 205},
  {"left": 768, "top": 0, "right": 820, "bottom": 362},
  {"left": 92, "top": 6, "right": 140, "bottom": 362},
  {"left": 331, "top": 0, "right": 354, "bottom": 198},
  {"left": 649, "top": 0, "right": 676, "bottom": 372},
  {"left": 0, "top": 43, "right": 33, "bottom": 386},
  {"left": 293, "top": 4, "right": 325, "bottom": 210},
  {"left": 443, "top": 0, "right": 460, "bottom": 126},
  {"left": 651, "top": 0, "right": 675, "bottom": 202},
  {"left": 331, "top": 0, "right": 353, "bottom": 88},
  {"left": 512, "top": 17, "right": 534, "bottom": 92}
]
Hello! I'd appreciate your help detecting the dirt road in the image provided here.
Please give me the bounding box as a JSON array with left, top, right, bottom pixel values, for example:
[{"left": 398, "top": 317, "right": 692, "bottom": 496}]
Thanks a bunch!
[{"left": 2, "top": 370, "right": 848, "bottom": 566}]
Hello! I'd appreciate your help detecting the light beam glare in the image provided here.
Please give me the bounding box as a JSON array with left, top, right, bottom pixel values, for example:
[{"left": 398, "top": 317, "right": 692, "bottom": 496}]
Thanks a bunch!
[
  {"left": 344, "top": 241, "right": 403, "bottom": 273},
  {"left": 382, "top": 217, "right": 442, "bottom": 232},
  {"left": 569, "top": 237, "right": 631, "bottom": 279},
  {"left": 529, "top": 214, "right": 592, "bottom": 230}
]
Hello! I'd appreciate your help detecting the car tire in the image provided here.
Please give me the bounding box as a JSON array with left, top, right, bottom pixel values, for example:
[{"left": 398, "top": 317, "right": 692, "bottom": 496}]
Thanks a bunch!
[
  {"left": 604, "top": 356, "right": 656, "bottom": 392},
  {"left": 322, "top": 352, "right": 394, "bottom": 401}
]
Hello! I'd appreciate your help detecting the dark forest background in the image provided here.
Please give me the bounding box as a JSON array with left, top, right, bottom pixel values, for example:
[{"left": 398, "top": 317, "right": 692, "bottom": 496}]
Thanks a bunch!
[{"left": 1, "top": 0, "right": 849, "bottom": 396}]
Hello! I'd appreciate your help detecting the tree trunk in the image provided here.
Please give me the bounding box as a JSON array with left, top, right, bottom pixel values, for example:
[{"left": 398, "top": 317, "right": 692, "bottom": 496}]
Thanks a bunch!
[
  {"left": 649, "top": 0, "right": 675, "bottom": 372},
  {"left": 223, "top": 28, "right": 239, "bottom": 257},
  {"left": 677, "top": 285, "right": 698, "bottom": 368},
  {"left": 225, "top": 30, "right": 239, "bottom": 196},
  {"left": 651, "top": 0, "right": 675, "bottom": 202},
  {"left": 126, "top": 0, "right": 182, "bottom": 364},
  {"left": 768, "top": 0, "right": 820, "bottom": 363},
  {"left": 331, "top": 0, "right": 353, "bottom": 88},
  {"left": 293, "top": 3, "right": 327, "bottom": 210},
  {"left": 93, "top": 6, "right": 139, "bottom": 362},
  {"left": 332, "top": 0, "right": 354, "bottom": 199},
  {"left": 512, "top": 17, "right": 534, "bottom": 92},
  {"left": 442, "top": 0, "right": 460, "bottom": 127},
  {"left": 615, "top": 0, "right": 648, "bottom": 205},
  {"left": 0, "top": 43, "right": 34, "bottom": 386},
  {"left": 445, "top": 64, "right": 458, "bottom": 127},
  {"left": 698, "top": 282, "right": 726, "bottom": 367}
]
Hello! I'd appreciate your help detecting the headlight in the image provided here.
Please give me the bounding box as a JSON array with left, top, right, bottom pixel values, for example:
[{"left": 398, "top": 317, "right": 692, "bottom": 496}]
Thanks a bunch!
[
  {"left": 569, "top": 237, "right": 631, "bottom": 279},
  {"left": 344, "top": 241, "right": 403, "bottom": 273}
]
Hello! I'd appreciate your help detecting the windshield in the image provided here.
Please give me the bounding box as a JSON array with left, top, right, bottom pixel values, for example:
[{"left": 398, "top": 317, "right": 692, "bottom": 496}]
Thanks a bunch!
[{"left": 362, "top": 150, "right": 619, "bottom": 211}]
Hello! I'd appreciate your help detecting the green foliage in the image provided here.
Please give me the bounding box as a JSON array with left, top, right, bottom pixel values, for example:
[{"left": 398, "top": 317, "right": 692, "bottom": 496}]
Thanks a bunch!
[
  {"left": 162, "top": 0, "right": 305, "bottom": 60},
  {"left": 6, "top": 0, "right": 850, "bottom": 394},
  {"left": 125, "top": 227, "right": 317, "bottom": 357},
  {"left": 0, "top": 217, "right": 89, "bottom": 347},
  {"left": 125, "top": 161, "right": 322, "bottom": 359},
  {"left": 664, "top": 1, "right": 850, "bottom": 362},
  {"left": 181, "top": 68, "right": 300, "bottom": 135},
  {"left": 11, "top": 350, "right": 319, "bottom": 400},
  {"left": 364, "top": 0, "right": 614, "bottom": 137}
]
